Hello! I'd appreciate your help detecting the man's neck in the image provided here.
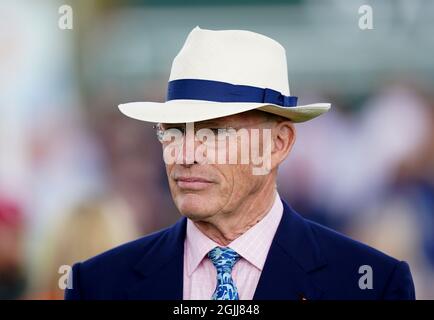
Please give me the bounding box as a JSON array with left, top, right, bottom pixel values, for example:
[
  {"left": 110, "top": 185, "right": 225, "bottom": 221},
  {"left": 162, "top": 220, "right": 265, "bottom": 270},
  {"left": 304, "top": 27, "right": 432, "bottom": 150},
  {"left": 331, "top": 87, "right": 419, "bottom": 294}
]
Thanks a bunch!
[{"left": 193, "top": 187, "right": 277, "bottom": 246}]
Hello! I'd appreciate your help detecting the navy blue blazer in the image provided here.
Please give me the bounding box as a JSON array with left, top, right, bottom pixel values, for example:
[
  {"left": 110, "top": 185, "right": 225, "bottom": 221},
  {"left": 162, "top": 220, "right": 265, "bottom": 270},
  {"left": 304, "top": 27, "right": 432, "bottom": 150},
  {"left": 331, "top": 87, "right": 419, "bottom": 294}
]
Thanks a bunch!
[{"left": 65, "top": 200, "right": 415, "bottom": 300}]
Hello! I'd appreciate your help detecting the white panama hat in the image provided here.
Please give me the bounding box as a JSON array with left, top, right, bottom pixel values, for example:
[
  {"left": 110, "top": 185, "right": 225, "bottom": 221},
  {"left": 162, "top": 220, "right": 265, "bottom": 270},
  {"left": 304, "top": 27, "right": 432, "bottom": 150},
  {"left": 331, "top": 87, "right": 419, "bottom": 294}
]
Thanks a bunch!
[{"left": 118, "top": 26, "right": 331, "bottom": 123}]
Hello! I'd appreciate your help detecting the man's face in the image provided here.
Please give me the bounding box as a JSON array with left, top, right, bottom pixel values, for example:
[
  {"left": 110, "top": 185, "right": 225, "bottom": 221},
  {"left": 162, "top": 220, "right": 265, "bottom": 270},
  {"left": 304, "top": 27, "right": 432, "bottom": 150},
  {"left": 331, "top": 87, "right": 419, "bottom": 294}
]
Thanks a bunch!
[{"left": 161, "top": 110, "right": 283, "bottom": 222}]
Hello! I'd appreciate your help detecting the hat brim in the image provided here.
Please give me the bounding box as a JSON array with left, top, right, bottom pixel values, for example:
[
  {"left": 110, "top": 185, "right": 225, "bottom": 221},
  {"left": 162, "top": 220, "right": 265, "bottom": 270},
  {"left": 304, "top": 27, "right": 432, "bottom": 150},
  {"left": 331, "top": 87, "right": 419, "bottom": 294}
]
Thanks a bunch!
[{"left": 118, "top": 99, "right": 330, "bottom": 123}]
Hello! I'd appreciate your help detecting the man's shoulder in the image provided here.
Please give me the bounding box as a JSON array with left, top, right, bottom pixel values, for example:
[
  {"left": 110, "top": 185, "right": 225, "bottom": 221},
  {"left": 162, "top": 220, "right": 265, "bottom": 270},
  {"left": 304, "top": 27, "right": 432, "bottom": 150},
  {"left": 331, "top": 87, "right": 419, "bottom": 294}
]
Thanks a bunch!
[
  {"left": 80, "top": 223, "right": 175, "bottom": 271},
  {"left": 301, "top": 217, "right": 415, "bottom": 299},
  {"left": 306, "top": 218, "right": 398, "bottom": 266},
  {"left": 65, "top": 222, "right": 181, "bottom": 299}
]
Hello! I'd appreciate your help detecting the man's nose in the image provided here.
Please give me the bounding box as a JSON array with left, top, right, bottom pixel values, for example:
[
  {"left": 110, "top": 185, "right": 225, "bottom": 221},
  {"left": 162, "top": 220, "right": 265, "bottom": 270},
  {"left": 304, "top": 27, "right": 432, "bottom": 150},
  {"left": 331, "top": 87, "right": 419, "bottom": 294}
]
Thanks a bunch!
[
  {"left": 179, "top": 124, "right": 203, "bottom": 165},
  {"left": 180, "top": 137, "right": 205, "bottom": 165}
]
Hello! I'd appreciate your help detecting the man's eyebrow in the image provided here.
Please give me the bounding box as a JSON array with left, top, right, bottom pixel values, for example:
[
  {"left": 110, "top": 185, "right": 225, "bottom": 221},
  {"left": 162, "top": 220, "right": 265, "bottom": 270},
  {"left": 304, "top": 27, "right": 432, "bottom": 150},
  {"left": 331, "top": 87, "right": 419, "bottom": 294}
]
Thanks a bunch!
[
  {"left": 196, "top": 121, "right": 222, "bottom": 127},
  {"left": 160, "top": 123, "right": 184, "bottom": 128},
  {"left": 161, "top": 121, "right": 228, "bottom": 128}
]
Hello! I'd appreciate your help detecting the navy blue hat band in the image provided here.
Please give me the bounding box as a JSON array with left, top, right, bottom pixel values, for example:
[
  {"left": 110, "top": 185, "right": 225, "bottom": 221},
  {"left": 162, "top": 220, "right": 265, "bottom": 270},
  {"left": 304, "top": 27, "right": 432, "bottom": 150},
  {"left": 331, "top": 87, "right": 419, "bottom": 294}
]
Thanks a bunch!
[{"left": 166, "top": 79, "right": 297, "bottom": 107}]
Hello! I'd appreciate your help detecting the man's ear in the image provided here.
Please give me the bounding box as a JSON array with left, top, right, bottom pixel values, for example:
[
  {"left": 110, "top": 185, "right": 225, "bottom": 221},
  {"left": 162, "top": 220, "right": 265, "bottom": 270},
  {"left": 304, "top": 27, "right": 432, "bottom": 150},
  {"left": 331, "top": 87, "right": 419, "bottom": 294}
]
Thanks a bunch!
[{"left": 270, "top": 121, "right": 296, "bottom": 170}]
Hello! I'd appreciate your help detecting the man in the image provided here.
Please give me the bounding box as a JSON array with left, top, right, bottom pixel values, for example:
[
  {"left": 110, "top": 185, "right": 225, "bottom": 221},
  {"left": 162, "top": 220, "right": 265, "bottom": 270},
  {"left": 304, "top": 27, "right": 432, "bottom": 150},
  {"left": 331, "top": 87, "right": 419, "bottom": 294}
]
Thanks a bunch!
[{"left": 65, "top": 27, "right": 415, "bottom": 300}]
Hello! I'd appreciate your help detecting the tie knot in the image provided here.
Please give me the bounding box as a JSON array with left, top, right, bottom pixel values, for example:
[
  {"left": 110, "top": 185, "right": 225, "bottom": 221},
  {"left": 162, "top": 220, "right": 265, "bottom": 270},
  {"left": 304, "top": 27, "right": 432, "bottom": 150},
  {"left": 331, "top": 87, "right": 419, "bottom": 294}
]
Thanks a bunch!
[{"left": 207, "top": 246, "right": 240, "bottom": 271}]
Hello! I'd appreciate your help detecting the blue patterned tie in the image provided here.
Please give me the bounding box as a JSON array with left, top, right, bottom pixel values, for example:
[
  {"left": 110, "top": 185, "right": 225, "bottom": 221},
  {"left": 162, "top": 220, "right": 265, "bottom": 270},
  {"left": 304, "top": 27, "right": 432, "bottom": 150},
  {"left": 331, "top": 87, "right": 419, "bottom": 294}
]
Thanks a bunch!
[{"left": 207, "top": 246, "right": 241, "bottom": 300}]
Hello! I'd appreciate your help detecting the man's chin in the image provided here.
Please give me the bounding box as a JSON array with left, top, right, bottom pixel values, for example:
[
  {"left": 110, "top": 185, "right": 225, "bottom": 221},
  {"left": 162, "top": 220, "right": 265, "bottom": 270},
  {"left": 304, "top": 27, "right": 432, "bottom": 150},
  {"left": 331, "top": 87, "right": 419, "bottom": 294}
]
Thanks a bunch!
[{"left": 174, "top": 193, "right": 215, "bottom": 220}]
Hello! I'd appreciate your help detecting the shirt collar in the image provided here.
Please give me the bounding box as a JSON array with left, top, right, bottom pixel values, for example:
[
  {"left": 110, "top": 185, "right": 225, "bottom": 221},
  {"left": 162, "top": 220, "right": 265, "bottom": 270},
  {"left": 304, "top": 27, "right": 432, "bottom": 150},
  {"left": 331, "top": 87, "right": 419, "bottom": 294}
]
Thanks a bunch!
[{"left": 185, "top": 192, "right": 283, "bottom": 276}]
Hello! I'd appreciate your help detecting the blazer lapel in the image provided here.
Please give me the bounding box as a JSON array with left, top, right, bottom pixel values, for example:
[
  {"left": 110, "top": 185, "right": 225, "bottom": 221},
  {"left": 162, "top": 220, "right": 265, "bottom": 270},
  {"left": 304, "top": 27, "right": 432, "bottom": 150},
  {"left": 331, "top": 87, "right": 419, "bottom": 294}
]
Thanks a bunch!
[
  {"left": 126, "top": 217, "right": 187, "bottom": 300},
  {"left": 253, "top": 200, "right": 327, "bottom": 300}
]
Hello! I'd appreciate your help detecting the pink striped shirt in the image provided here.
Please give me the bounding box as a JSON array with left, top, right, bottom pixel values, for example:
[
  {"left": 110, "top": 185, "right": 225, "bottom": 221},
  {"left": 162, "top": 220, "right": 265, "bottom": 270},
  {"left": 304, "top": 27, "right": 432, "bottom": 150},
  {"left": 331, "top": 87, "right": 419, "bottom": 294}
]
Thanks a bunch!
[{"left": 183, "top": 193, "right": 283, "bottom": 300}]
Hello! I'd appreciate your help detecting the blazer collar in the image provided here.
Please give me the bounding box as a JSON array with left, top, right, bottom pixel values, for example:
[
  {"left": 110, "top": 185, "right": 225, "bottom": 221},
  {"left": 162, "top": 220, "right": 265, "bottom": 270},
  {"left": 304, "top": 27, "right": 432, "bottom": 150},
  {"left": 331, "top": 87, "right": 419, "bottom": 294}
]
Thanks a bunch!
[
  {"left": 127, "top": 217, "right": 187, "bottom": 299},
  {"left": 127, "top": 199, "right": 327, "bottom": 300},
  {"left": 253, "top": 200, "right": 327, "bottom": 300}
]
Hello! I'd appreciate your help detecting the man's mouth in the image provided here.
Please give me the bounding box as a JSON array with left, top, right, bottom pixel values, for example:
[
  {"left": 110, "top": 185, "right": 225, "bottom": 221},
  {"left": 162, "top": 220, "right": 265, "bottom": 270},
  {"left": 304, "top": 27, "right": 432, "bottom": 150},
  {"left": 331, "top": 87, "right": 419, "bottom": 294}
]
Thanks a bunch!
[{"left": 174, "top": 176, "right": 213, "bottom": 190}]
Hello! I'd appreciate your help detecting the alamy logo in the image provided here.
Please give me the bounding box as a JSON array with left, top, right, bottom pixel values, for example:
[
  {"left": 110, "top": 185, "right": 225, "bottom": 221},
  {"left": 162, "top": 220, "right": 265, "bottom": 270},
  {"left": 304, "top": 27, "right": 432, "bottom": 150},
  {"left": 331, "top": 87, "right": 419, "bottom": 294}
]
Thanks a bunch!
[
  {"left": 58, "top": 265, "right": 73, "bottom": 290},
  {"left": 358, "top": 5, "right": 374, "bottom": 30},
  {"left": 157, "top": 122, "right": 272, "bottom": 176},
  {"left": 58, "top": 5, "right": 73, "bottom": 30},
  {"left": 358, "top": 265, "right": 373, "bottom": 290}
]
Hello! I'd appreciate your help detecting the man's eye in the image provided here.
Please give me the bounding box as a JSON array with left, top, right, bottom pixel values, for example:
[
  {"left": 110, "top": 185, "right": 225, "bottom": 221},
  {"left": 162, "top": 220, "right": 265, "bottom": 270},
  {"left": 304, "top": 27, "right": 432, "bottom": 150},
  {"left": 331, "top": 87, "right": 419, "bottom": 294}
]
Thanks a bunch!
[
  {"left": 209, "top": 128, "right": 220, "bottom": 135},
  {"left": 166, "top": 126, "right": 185, "bottom": 132}
]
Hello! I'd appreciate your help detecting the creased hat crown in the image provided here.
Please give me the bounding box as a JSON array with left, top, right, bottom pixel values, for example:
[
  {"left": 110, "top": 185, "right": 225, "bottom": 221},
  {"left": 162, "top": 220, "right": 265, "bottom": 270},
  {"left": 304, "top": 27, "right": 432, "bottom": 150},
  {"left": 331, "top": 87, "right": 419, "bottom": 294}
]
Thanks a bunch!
[{"left": 169, "top": 26, "right": 290, "bottom": 96}]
